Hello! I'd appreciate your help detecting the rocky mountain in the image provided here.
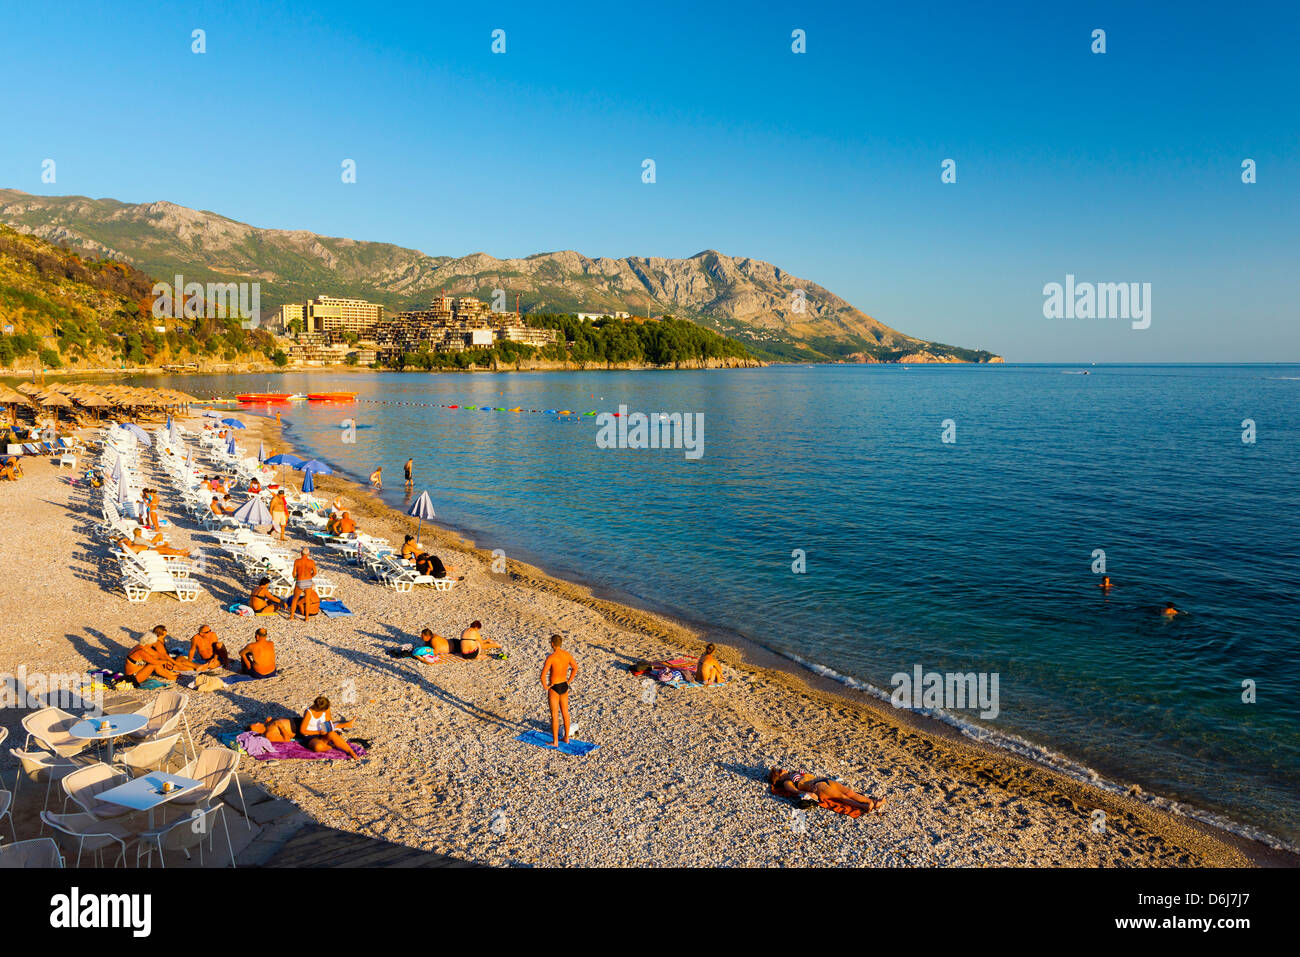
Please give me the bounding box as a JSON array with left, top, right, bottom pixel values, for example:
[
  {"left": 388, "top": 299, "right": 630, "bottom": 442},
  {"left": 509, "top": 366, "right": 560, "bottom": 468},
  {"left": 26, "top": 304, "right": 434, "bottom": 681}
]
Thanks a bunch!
[{"left": 0, "top": 189, "right": 1001, "bottom": 363}]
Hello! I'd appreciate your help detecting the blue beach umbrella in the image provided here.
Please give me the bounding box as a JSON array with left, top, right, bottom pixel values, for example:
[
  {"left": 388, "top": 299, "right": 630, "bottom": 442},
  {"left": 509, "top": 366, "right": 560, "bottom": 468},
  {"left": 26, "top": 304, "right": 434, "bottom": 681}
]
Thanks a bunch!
[
  {"left": 407, "top": 490, "right": 436, "bottom": 544},
  {"left": 226, "top": 435, "right": 237, "bottom": 456},
  {"left": 166, "top": 414, "right": 173, "bottom": 430},
  {"left": 221, "top": 418, "right": 246, "bottom": 429},
  {"left": 232, "top": 495, "right": 273, "bottom": 528},
  {"left": 301, "top": 468, "right": 316, "bottom": 494},
  {"left": 296, "top": 460, "right": 333, "bottom": 475},
  {"left": 264, "top": 453, "right": 304, "bottom": 467}
]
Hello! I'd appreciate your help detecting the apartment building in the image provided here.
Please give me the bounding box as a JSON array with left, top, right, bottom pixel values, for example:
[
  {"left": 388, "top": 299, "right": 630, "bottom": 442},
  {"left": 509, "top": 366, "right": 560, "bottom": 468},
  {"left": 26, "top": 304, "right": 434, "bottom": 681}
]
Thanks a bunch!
[{"left": 303, "top": 296, "right": 385, "bottom": 335}]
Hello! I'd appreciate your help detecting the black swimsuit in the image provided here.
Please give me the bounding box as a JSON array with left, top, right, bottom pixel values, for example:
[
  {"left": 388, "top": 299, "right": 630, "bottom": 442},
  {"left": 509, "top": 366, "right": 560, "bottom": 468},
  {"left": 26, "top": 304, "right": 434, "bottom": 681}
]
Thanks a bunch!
[{"left": 550, "top": 682, "right": 569, "bottom": 695}]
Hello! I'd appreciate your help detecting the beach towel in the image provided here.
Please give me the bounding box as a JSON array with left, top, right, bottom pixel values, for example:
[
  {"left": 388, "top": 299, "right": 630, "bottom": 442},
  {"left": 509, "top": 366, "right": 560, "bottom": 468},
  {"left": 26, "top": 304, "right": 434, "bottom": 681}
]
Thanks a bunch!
[
  {"left": 217, "top": 731, "right": 367, "bottom": 760},
  {"left": 229, "top": 602, "right": 254, "bottom": 616},
  {"left": 513, "top": 730, "right": 600, "bottom": 756},
  {"left": 663, "top": 677, "right": 730, "bottom": 690},
  {"left": 235, "top": 731, "right": 276, "bottom": 757},
  {"left": 136, "top": 678, "right": 170, "bottom": 690},
  {"left": 319, "top": 600, "right": 353, "bottom": 618}
]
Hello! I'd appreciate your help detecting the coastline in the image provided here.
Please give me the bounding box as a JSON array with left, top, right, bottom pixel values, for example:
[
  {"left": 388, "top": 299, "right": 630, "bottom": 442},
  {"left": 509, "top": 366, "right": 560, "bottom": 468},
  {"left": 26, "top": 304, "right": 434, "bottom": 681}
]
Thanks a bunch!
[
  {"left": 2, "top": 410, "right": 1292, "bottom": 866},
  {"left": 256, "top": 411, "right": 1295, "bottom": 866}
]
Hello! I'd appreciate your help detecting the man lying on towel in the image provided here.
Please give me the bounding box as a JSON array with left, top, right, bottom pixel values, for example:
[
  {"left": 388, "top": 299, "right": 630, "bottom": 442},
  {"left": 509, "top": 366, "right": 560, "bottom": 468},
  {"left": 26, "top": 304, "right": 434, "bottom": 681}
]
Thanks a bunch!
[{"left": 768, "top": 768, "right": 886, "bottom": 817}]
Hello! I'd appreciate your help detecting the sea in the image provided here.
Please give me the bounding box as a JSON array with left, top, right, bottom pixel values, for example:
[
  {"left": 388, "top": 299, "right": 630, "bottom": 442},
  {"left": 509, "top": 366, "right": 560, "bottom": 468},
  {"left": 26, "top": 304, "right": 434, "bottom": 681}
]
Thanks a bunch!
[{"left": 129, "top": 364, "right": 1300, "bottom": 848}]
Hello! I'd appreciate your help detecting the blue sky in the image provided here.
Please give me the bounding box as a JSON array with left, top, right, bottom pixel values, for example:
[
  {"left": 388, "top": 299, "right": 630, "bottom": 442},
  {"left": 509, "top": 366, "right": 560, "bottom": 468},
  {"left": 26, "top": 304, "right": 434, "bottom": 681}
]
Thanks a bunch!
[{"left": 1, "top": 0, "right": 1296, "bottom": 361}]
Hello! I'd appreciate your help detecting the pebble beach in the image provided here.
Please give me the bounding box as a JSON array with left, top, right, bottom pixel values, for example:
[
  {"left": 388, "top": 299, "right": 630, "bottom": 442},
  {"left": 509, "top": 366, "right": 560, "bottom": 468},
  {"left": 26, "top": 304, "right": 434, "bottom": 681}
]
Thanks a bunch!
[{"left": 1, "top": 411, "right": 1286, "bottom": 868}]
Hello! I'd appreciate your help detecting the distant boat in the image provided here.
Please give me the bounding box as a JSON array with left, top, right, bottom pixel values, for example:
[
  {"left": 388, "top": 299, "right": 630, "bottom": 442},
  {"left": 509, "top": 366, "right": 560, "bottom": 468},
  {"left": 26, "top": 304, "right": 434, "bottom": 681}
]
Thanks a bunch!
[
  {"left": 236, "top": 392, "right": 293, "bottom": 402},
  {"left": 307, "top": 392, "right": 357, "bottom": 401}
]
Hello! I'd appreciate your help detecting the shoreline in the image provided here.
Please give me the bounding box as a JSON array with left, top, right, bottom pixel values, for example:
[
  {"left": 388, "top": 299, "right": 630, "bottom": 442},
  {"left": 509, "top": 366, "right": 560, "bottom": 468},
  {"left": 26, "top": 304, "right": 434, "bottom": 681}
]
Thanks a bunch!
[
  {"left": 2, "top": 410, "right": 1293, "bottom": 866},
  {"left": 256, "top": 411, "right": 1297, "bottom": 866}
]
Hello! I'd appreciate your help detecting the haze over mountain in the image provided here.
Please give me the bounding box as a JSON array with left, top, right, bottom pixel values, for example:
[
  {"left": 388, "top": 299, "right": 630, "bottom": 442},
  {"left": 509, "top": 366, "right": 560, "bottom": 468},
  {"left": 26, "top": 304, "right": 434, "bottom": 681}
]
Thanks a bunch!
[{"left": 0, "top": 190, "right": 1000, "bottom": 363}]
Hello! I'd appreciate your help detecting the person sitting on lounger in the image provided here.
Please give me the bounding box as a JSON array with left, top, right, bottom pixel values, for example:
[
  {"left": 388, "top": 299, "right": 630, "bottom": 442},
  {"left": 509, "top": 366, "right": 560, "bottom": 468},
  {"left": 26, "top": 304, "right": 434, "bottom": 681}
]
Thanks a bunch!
[
  {"left": 300, "top": 695, "right": 359, "bottom": 759},
  {"left": 768, "top": 768, "right": 886, "bottom": 815},
  {"left": 249, "top": 577, "right": 283, "bottom": 615},
  {"left": 239, "top": 628, "right": 277, "bottom": 677},
  {"left": 1, "top": 458, "right": 18, "bottom": 482},
  {"left": 337, "top": 511, "right": 357, "bottom": 535},
  {"left": 184, "top": 624, "right": 229, "bottom": 669},
  {"left": 415, "top": 552, "right": 460, "bottom": 580},
  {"left": 125, "top": 528, "right": 191, "bottom": 558},
  {"left": 696, "top": 643, "right": 724, "bottom": 685},
  {"left": 248, "top": 478, "right": 261, "bottom": 494},
  {"left": 401, "top": 535, "right": 419, "bottom": 560},
  {"left": 124, "top": 625, "right": 182, "bottom": 684},
  {"left": 210, "top": 496, "right": 229, "bottom": 516}
]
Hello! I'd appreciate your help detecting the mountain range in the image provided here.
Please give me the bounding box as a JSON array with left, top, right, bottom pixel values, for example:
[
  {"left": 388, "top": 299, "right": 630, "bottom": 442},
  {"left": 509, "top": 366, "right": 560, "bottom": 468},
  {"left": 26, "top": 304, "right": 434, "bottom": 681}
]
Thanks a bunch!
[{"left": 0, "top": 189, "right": 1001, "bottom": 363}]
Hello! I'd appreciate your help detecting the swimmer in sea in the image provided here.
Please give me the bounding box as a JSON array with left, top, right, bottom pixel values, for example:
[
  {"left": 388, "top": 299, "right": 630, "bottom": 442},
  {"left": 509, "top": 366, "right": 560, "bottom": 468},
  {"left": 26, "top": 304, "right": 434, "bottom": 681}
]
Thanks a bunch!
[
  {"left": 1097, "top": 576, "right": 1113, "bottom": 592},
  {"left": 1161, "top": 601, "right": 1180, "bottom": 617}
]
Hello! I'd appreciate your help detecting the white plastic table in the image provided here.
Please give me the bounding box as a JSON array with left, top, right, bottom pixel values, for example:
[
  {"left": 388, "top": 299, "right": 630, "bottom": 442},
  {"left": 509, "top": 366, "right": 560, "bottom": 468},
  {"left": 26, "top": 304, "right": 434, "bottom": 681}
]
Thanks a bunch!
[
  {"left": 70, "top": 713, "right": 149, "bottom": 762},
  {"left": 96, "top": 771, "right": 202, "bottom": 828}
]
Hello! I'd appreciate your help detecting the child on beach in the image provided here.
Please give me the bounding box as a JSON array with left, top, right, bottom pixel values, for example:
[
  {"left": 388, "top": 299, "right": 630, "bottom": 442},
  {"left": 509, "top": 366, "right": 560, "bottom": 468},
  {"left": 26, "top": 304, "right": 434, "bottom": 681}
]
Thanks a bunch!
[
  {"left": 541, "top": 634, "right": 579, "bottom": 746},
  {"left": 370, "top": 466, "right": 382, "bottom": 489}
]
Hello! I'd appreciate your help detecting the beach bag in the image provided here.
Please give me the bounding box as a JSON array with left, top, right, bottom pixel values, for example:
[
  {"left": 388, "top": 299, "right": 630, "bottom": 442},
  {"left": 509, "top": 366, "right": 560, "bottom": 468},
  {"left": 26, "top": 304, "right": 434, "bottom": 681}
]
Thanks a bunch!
[{"left": 195, "top": 674, "right": 225, "bottom": 693}]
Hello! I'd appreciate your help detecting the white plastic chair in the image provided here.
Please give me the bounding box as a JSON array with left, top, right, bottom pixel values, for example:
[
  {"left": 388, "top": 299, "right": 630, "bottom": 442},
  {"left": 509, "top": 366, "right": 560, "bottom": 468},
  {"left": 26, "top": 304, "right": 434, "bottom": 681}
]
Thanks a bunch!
[
  {"left": 173, "top": 748, "right": 249, "bottom": 830},
  {"left": 40, "top": 811, "right": 135, "bottom": 868},
  {"left": 60, "top": 764, "right": 131, "bottom": 820},
  {"left": 116, "top": 733, "right": 183, "bottom": 778},
  {"left": 136, "top": 803, "right": 235, "bottom": 868},
  {"left": 21, "top": 708, "right": 87, "bottom": 758},
  {"left": 0, "top": 837, "right": 64, "bottom": 868}
]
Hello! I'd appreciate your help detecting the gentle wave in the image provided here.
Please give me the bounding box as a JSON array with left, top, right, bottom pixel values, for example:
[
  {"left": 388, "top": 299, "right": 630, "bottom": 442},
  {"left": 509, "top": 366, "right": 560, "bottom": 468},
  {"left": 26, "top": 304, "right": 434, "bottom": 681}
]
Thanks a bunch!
[{"left": 779, "top": 650, "right": 1299, "bottom": 854}]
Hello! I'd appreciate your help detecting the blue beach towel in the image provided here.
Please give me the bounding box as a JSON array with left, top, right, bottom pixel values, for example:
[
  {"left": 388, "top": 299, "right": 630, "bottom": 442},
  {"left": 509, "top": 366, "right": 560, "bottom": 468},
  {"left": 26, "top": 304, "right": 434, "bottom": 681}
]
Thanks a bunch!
[
  {"left": 664, "top": 678, "right": 731, "bottom": 690},
  {"left": 319, "top": 600, "right": 353, "bottom": 618},
  {"left": 513, "top": 730, "right": 600, "bottom": 756}
]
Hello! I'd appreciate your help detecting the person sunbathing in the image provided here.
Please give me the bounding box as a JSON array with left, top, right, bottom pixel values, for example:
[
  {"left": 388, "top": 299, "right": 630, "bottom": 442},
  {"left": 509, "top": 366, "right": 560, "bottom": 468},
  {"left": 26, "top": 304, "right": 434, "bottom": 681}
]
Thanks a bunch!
[
  {"left": 768, "top": 768, "right": 885, "bottom": 814},
  {"left": 209, "top": 496, "right": 227, "bottom": 516},
  {"left": 184, "top": 625, "right": 229, "bottom": 669},
  {"left": 1, "top": 459, "right": 18, "bottom": 482},
  {"left": 248, "top": 478, "right": 262, "bottom": 494},
  {"left": 123, "top": 528, "right": 191, "bottom": 558},
  {"left": 696, "top": 643, "right": 724, "bottom": 684},
  {"left": 300, "top": 695, "right": 359, "bottom": 759},
  {"left": 401, "top": 535, "right": 419, "bottom": 560},
  {"left": 238, "top": 628, "right": 277, "bottom": 677},
  {"left": 124, "top": 626, "right": 182, "bottom": 684},
  {"left": 248, "top": 717, "right": 295, "bottom": 742},
  {"left": 337, "top": 512, "right": 357, "bottom": 535},
  {"left": 249, "top": 577, "right": 283, "bottom": 615}
]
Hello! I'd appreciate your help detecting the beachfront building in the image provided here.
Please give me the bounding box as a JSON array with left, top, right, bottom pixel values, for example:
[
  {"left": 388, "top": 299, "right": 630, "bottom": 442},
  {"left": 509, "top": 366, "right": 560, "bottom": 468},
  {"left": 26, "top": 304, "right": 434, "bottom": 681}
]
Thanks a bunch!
[
  {"left": 576, "top": 310, "right": 630, "bottom": 321},
  {"left": 497, "top": 324, "right": 560, "bottom": 347},
  {"left": 302, "top": 296, "right": 385, "bottom": 335}
]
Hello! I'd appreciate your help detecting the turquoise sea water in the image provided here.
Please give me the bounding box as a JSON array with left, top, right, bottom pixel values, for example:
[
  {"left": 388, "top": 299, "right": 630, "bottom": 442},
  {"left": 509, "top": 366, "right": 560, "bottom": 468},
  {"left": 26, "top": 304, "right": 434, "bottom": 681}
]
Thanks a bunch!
[{"left": 133, "top": 364, "right": 1300, "bottom": 846}]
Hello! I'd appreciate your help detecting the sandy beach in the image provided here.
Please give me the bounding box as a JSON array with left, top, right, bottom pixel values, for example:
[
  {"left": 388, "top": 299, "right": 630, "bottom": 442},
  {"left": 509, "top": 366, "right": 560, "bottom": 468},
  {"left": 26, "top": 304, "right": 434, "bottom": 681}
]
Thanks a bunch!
[{"left": 1, "top": 412, "right": 1289, "bottom": 868}]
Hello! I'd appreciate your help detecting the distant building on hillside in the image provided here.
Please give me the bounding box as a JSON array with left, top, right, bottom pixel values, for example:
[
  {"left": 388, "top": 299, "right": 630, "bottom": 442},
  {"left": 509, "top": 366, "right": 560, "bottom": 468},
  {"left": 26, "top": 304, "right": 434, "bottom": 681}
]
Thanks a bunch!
[{"left": 576, "top": 310, "right": 630, "bottom": 321}]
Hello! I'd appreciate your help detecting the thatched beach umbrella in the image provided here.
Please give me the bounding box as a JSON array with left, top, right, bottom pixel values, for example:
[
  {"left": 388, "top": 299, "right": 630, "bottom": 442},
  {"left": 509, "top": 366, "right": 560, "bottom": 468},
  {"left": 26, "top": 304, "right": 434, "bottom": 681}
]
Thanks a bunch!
[
  {"left": 0, "top": 383, "right": 26, "bottom": 425},
  {"left": 38, "top": 391, "right": 72, "bottom": 429}
]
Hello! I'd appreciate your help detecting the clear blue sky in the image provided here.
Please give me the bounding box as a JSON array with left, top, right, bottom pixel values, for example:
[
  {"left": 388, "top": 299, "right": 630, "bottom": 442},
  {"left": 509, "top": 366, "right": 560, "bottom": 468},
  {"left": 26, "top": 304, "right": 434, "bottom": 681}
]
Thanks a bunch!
[{"left": 1, "top": 0, "right": 1296, "bottom": 361}]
